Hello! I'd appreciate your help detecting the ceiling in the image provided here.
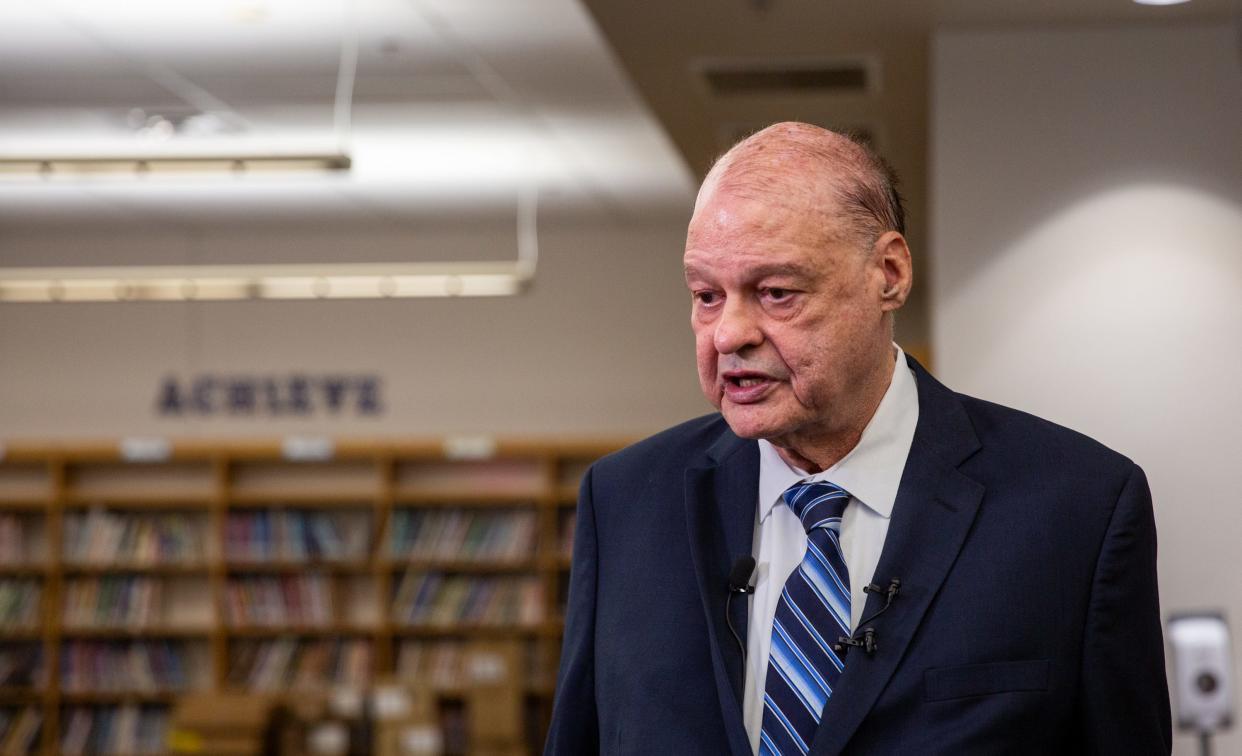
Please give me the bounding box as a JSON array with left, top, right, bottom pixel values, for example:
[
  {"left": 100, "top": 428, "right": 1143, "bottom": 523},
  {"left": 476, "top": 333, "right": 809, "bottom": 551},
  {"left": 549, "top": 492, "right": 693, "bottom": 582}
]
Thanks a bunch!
[
  {"left": 0, "top": 0, "right": 1235, "bottom": 324},
  {"left": 577, "top": 0, "right": 1238, "bottom": 346},
  {"left": 583, "top": 0, "right": 1238, "bottom": 176},
  {"left": 0, "top": 0, "right": 696, "bottom": 233},
  {"left": 2, "top": 0, "right": 1234, "bottom": 237}
]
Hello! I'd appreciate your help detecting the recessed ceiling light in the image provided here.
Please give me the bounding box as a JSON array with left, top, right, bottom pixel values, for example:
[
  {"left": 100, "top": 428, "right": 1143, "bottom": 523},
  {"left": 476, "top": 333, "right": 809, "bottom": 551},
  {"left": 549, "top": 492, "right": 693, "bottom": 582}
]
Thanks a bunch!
[
  {"left": 232, "top": 1, "right": 269, "bottom": 23},
  {"left": 1133, "top": 0, "right": 1191, "bottom": 5}
]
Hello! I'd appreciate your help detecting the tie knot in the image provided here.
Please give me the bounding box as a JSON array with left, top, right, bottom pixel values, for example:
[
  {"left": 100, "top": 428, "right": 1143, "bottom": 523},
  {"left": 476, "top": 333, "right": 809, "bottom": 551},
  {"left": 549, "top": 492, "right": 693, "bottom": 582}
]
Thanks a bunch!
[{"left": 782, "top": 480, "right": 850, "bottom": 534}]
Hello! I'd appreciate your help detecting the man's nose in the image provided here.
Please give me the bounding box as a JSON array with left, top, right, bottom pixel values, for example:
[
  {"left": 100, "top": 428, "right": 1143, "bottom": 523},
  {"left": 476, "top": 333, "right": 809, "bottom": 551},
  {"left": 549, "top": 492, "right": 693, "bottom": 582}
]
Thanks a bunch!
[{"left": 713, "top": 298, "right": 763, "bottom": 354}]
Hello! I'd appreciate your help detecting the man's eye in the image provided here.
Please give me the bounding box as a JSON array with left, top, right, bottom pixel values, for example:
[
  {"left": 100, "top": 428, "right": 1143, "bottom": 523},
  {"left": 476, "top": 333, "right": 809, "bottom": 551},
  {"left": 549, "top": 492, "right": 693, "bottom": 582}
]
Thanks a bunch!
[
  {"left": 694, "top": 291, "right": 719, "bottom": 305},
  {"left": 764, "top": 287, "right": 792, "bottom": 302}
]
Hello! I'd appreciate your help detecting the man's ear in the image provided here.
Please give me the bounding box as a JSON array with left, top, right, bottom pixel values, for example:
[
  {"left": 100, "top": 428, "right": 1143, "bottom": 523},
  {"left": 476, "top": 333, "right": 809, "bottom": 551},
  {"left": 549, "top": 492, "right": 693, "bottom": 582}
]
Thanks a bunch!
[{"left": 874, "top": 231, "right": 913, "bottom": 312}]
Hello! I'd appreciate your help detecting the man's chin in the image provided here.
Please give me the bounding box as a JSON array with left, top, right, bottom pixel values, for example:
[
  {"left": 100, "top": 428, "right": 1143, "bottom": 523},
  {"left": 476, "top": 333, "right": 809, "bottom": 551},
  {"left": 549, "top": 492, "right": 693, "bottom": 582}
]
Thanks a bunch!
[{"left": 720, "top": 406, "right": 789, "bottom": 441}]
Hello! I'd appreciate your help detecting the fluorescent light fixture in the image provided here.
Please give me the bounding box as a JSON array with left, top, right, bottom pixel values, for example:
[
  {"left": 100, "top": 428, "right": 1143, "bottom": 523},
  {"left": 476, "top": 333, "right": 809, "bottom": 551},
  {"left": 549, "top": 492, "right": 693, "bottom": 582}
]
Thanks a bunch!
[
  {"left": 0, "top": 154, "right": 350, "bottom": 178},
  {"left": 1132, "top": 0, "right": 1190, "bottom": 4},
  {"left": 0, "top": 262, "right": 532, "bottom": 302},
  {"left": 0, "top": 186, "right": 540, "bottom": 303}
]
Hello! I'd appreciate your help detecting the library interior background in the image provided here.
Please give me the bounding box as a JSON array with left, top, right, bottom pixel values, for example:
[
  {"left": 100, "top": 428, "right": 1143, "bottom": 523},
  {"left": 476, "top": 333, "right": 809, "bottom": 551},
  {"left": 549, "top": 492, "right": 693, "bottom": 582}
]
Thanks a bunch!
[{"left": 1, "top": 1, "right": 1239, "bottom": 754}]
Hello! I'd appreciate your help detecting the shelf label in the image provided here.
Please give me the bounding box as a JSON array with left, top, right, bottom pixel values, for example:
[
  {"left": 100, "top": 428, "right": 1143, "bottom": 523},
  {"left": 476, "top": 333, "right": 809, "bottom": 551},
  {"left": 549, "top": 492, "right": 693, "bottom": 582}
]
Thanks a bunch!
[
  {"left": 329, "top": 686, "right": 363, "bottom": 717},
  {"left": 282, "top": 435, "right": 335, "bottom": 462},
  {"left": 308, "top": 722, "right": 349, "bottom": 753},
  {"left": 119, "top": 437, "right": 172, "bottom": 462},
  {"left": 401, "top": 726, "right": 443, "bottom": 755},
  {"left": 443, "top": 435, "right": 497, "bottom": 460},
  {"left": 467, "top": 652, "right": 508, "bottom": 683},
  {"left": 373, "top": 684, "right": 412, "bottom": 720}
]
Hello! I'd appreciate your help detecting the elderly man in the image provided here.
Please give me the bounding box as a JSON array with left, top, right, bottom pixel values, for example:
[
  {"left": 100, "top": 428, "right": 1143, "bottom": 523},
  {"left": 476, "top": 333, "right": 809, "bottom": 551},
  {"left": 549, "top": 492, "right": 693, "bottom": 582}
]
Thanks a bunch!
[{"left": 546, "top": 123, "right": 1170, "bottom": 755}]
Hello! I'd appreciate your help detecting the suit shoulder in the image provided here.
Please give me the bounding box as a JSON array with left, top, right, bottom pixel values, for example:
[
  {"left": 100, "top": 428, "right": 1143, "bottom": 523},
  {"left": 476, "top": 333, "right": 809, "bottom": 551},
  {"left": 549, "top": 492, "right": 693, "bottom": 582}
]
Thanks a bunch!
[
  {"left": 956, "top": 392, "right": 1136, "bottom": 476},
  {"left": 588, "top": 413, "right": 730, "bottom": 482}
]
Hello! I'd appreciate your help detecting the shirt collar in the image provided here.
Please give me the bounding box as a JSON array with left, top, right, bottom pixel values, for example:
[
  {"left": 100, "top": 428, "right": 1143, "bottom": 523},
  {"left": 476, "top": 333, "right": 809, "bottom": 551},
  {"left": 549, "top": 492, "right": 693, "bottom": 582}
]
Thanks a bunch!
[{"left": 757, "top": 344, "right": 920, "bottom": 523}]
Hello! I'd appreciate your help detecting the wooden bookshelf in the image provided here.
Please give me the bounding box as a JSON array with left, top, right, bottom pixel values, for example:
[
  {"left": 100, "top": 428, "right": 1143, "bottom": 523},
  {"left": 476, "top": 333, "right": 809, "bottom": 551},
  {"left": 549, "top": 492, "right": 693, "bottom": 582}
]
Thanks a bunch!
[
  {"left": 57, "top": 628, "right": 212, "bottom": 639},
  {"left": 0, "top": 438, "right": 621, "bottom": 755}
]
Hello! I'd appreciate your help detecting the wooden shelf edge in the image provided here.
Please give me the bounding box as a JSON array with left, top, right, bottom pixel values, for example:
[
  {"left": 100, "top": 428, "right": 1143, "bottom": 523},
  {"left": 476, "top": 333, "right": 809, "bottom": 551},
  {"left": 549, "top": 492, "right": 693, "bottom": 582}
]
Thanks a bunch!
[
  {"left": 0, "top": 500, "right": 52, "bottom": 511},
  {"left": 59, "top": 690, "right": 182, "bottom": 703},
  {"left": 62, "top": 494, "right": 213, "bottom": 508},
  {"left": 228, "top": 493, "right": 377, "bottom": 507},
  {"left": 391, "top": 492, "right": 542, "bottom": 506},
  {"left": 0, "top": 629, "right": 41, "bottom": 640},
  {"left": 417, "top": 684, "right": 556, "bottom": 699},
  {"left": 385, "top": 559, "right": 539, "bottom": 573},
  {"left": 222, "top": 560, "right": 372, "bottom": 573},
  {"left": 0, "top": 565, "right": 49, "bottom": 576},
  {"left": 389, "top": 622, "right": 560, "bottom": 638},
  {"left": 226, "top": 625, "right": 377, "bottom": 637},
  {"left": 59, "top": 627, "right": 213, "bottom": 639},
  {"left": 62, "top": 563, "right": 209, "bottom": 576}
]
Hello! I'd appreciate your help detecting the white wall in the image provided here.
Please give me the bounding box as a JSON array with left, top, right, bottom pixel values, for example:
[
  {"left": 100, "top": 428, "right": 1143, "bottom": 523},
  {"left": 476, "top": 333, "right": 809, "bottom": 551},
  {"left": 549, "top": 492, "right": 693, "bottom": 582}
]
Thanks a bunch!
[
  {"left": 0, "top": 207, "right": 932, "bottom": 442},
  {"left": 932, "top": 24, "right": 1242, "bottom": 753},
  {"left": 0, "top": 217, "right": 710, "bottom": 440}
]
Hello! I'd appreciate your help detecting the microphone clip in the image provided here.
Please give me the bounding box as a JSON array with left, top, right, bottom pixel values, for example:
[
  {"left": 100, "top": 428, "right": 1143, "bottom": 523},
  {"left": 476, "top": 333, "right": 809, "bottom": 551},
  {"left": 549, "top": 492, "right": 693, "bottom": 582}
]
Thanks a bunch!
[
  {"left": 725, "top": 556, "right": 757, "bottom": 661},
  {"left": 727, "top": 556, "right": 757, "bottom": 595},
  {"left": 864, "top": 577, "right": 901, "bottom": 602},
  {"left": 834, "top": 628, "right": 878, "bottom": 656},
  {"left": 833, "top": 577, "right": 902, "bottom": 658}
]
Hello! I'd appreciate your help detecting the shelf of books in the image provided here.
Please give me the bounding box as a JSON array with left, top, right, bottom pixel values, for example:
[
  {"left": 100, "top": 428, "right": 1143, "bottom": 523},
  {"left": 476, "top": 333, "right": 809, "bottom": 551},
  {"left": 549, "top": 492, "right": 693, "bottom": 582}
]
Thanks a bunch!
[{"left": 0, "top": 438, "right": 618, "bottom": 755}]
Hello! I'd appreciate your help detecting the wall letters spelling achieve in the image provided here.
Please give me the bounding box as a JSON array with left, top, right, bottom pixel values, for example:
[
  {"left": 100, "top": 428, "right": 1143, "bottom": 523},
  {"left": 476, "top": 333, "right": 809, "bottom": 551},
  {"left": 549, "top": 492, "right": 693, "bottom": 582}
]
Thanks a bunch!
[{"left": 156, "top": 375, "right": 383, "bottom": 417}]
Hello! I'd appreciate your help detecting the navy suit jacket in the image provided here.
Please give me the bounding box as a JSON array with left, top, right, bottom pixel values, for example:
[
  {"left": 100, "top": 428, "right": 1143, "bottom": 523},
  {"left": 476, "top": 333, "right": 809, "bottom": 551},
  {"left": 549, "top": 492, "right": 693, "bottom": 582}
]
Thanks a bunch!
[{"left": 546, "top": 357, "right": 1171, "bottom": 755}]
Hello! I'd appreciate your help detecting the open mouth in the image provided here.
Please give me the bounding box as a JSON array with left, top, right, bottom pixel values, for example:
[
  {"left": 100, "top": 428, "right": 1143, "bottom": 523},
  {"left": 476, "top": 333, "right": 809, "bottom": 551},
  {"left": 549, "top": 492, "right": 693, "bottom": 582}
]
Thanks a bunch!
[
  {"left": 721, "top": 372, "right": 777, "bottom": 403},
  {"left": 728, "top": 376, "right": 767, "bottom": 388}
]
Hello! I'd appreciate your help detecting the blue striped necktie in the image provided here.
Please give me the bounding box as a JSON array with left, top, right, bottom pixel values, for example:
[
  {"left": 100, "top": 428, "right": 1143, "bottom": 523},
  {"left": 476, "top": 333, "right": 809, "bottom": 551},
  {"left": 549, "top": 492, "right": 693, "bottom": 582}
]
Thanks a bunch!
[{"left": 759, "top": 480, "right": 852, "bottom": 756}]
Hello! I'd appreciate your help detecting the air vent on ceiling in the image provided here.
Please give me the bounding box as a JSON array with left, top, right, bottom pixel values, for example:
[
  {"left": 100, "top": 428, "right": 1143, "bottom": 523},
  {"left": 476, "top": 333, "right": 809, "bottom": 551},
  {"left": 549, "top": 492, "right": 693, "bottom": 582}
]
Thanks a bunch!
[{"left": 700, "top": 59, "right": 872, "bottom": 96}]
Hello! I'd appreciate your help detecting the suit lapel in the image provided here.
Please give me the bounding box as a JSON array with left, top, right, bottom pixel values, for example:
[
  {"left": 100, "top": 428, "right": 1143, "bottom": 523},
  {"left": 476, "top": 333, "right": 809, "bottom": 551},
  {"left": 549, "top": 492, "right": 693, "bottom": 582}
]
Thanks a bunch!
[
  {"left": 684, "top": 427, "right": 758, "bottom": 756},
  {"left": 810, "top": 357, "right": 985, "bottom": 755}
]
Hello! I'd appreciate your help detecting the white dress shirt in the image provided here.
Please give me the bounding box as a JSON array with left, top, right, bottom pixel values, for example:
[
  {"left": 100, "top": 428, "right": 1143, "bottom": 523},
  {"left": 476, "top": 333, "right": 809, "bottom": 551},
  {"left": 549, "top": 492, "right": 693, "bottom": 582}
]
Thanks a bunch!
[{"left": 742, "top": 346, "right": 920, "bottom": 754}]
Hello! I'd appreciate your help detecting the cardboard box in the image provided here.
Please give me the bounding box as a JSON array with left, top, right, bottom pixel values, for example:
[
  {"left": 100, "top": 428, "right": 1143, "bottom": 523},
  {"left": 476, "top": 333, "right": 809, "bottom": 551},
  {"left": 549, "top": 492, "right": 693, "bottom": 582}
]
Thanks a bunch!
[
  {"left": 374, "top": 681, "right": 442, "bottom": 756},
  {"left": 465, "top": 641, "right": 525, "bottom": 753},
  {"left": 169, "top": 693, "right": 273, "bottom": 755}
]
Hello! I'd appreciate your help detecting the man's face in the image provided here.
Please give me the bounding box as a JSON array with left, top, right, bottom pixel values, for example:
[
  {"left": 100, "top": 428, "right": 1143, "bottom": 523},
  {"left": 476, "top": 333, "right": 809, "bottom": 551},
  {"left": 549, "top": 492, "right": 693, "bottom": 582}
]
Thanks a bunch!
[{"left": 683, "top": 187, "right": 891, "bottom": 446}]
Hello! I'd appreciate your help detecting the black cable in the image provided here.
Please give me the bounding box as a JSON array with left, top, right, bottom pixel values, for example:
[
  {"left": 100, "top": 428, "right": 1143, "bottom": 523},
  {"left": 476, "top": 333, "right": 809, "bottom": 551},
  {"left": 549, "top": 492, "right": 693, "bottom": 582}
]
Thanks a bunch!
[
  {"left": 834, "top": 578, "right": 901, "bottom": 656},
  {"left": 726, "top": 591, "right": 747, "bottom": 662}
]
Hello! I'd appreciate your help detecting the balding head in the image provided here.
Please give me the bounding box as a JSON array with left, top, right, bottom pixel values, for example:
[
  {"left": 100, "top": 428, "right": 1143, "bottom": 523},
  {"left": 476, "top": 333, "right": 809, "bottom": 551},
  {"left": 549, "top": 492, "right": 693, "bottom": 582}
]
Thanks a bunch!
[
  {"left": 696, "top": 122, "right": 904, "bottom": 250},
  {"left": 683, "top": 121, "right": 914, "bottom": 470}
]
